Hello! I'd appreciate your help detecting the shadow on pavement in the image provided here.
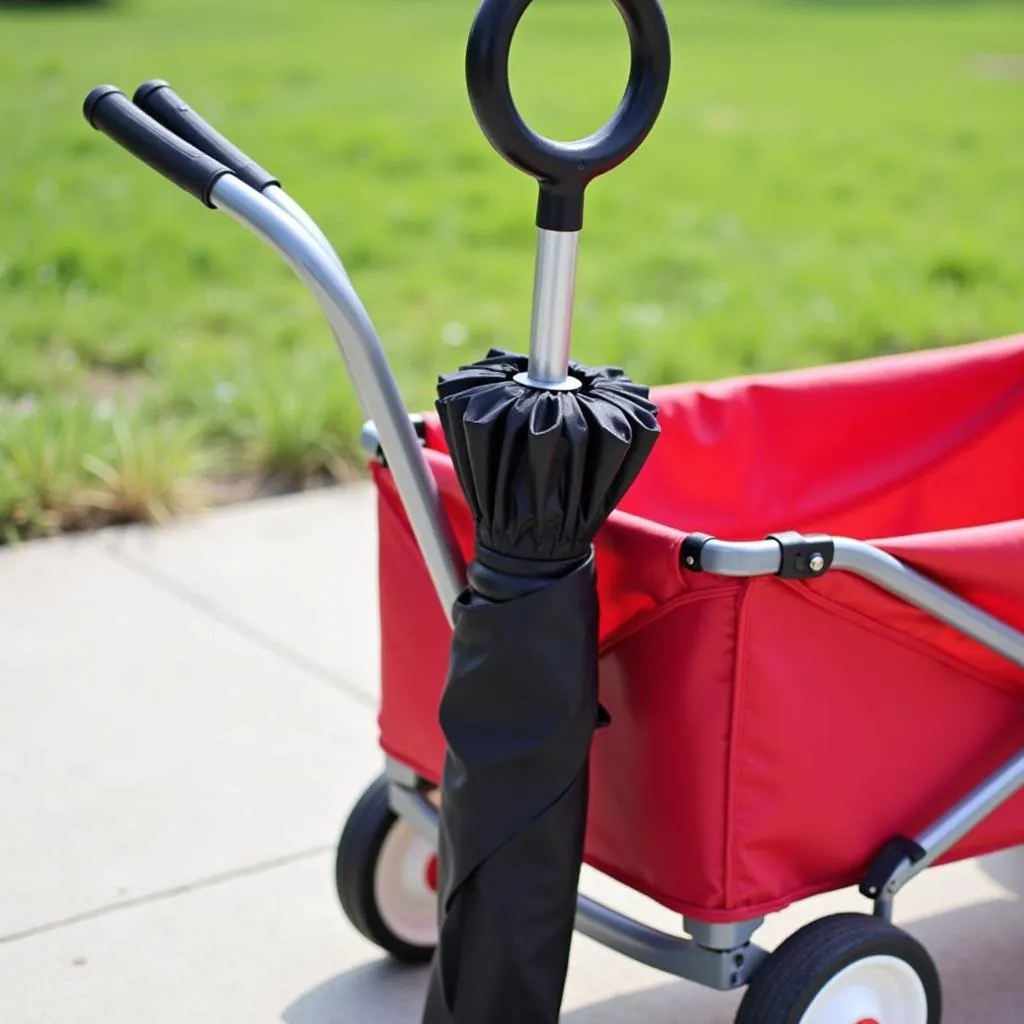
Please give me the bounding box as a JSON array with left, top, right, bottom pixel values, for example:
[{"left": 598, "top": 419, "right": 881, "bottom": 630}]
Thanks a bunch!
[
  {"left": 975, "top": 844, "right": 1024, "bottom": 895},
  {"left": 286, "top": 849, "right": 1024, "bottom": 1023},
  {"left": 559, "top": 871, "right": 1024, "bottom": 1022},
  {"left": 283, "top": 959, "right": 431, "bottom": 1024}
]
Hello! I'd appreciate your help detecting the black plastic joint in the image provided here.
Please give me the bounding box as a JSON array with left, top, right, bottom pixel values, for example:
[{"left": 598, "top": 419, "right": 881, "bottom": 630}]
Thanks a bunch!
[
  {"left": 681, "top": 532, "right": 714, "bottom": 572},
  {"left": 375, "top": 415, "right": 427, "bottom": 467},
  {"left": 767, "top": 531, "right": 834, "bottom": 579},
  {"left": 536, "top": 185, "right": 585, "bottom": 232},
  {"left": 860, "top": 835, "right": 927, "bottom": 899}
]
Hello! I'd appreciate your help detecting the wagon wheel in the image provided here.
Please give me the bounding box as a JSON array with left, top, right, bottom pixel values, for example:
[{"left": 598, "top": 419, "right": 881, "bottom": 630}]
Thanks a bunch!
[
  {"left": 735, "top": 913, "right": 942, "bottom": 1024},
  {"left": 335, "top": 774, "right": 439, "bottom": 964}
]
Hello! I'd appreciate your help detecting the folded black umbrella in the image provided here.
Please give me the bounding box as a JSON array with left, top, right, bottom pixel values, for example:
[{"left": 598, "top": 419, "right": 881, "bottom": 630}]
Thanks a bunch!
[{"left": 422, "top": 350, "right": 660, "bottom": 1024}]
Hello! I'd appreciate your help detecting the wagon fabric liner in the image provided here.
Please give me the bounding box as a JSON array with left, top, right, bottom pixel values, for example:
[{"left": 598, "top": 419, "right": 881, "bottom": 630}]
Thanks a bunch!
[{"left": 374, "top": 333, "right": 1024, "bottom": 923}]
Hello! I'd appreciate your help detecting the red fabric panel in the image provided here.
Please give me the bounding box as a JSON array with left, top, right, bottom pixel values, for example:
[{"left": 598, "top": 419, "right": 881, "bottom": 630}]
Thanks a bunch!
[
  {"left": 618, "top": 334, "right": 1024, "bottom": 540},
  {"left": 375, "top": 472, "right": 450, "bottom": 780},
  {"left": 375, "top": 334, "right": 1024, "bottom": 921},
  {"left": 588, "top": 584, "right": 744, "bottom": 912}
]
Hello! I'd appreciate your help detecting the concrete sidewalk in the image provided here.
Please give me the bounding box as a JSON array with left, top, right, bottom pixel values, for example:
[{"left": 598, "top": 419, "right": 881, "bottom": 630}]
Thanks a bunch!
[{"left": 1, "top": 484, "right": 1021, "bottom": 1023}]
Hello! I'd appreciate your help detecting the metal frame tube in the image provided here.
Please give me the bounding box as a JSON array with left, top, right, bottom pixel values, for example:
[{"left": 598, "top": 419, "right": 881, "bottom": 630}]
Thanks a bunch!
[
  {"left": 696, "top": 536, "right": 1024, "bottom": 671},
  {"left": 574, "top": 897, "right": 767, "bottom": 990},
  {"left": 209, "top": 176, "right": 466, "bottom": 618},
  {"left": 915, "top": 751, "right": 1024, "bottom": 853},
  {"left": 263, "top": 184, "right": 352, "bottom": 287},
  {"left": 881, "top": 749, "right": 1024, "bottom": 904},
  {"left": 697, "top": 540, "right": 782, "bottom": 577},
  {"left": 831, "top": 538, "right": 1024, "bottom": 670},
  {"left": 386, "top": 775, "right": 767, "bottom": 991}
]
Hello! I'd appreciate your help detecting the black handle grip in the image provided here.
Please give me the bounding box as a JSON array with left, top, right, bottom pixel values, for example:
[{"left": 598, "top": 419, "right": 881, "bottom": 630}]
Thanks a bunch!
[
  {"left": 466, "top": 0, "right": 671, "bottom": 232},
  {"left": 84, "top": 86, "right": 232, "bottom": 207},
  {"left": 133, "top": 80, "right": 279, "bottom": 193}
]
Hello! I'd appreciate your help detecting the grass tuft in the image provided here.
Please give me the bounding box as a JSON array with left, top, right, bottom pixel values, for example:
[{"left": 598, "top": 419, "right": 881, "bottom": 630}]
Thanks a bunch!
[
  {"left": 0, "top": 400, "right": 208, "bottom": 541},
  {"left": 228, "top": 353, "right": 366, "bottom": 489},
  {"left": 81, "top": 412, "right": 209, "bottom": 525}
]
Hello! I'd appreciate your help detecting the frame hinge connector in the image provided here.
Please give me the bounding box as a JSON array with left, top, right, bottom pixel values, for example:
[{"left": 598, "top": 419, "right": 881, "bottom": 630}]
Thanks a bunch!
[
  {"left": 767, "top": 531, "right": 835, "bottom": 579},
  {"left": 361, "top": 415, "right": 427, "bottom": 466},
  {"left": 682, "top": 533, "right": 715, "bottom": 572},
  {"left": 860, "top": 835, "right": 927, "bottom": 899}
]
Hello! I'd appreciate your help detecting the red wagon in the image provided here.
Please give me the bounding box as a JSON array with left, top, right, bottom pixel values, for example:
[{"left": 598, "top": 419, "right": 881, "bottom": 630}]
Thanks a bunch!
[{"left": 353, "top": 332, "right": 1024, "bottom": 1022}]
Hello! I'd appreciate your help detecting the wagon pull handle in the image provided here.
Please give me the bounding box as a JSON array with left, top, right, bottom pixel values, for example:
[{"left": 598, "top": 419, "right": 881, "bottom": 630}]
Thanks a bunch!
[
  {"left": 84, "top": 86, "right": 233, "bottom": 206},
  {"left": 132, "top": 79, "right": 352, "bottom": 285},
  {"left": 133, "top": 79, "right": 280, "bottom": 194},
  {"left": 466, "top": 0, "right": 671, "bottom": 389}
]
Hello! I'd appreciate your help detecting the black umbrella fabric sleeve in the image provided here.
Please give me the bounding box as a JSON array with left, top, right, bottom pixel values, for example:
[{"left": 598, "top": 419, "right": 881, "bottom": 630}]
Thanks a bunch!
[{"left": 422, "top": 554, "right": 599, "bottom": 1024}]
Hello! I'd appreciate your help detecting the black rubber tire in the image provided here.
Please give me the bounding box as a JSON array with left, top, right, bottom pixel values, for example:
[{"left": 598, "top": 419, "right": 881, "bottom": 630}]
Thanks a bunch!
[
  {"left": 335, "top": 775, "right": 437, "bottom": 965},
  {"left": 735, "top": 913, "right": 942, "bottom": 1024}
]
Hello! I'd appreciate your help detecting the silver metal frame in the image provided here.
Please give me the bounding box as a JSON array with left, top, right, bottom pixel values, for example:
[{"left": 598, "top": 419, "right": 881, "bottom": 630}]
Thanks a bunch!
[
  {"left": 209, "top": 176, "right": 466, "bottom": 621},
  {"left": 701, "top": 536, "right": 1024, "bottom": 672},
  {"left": 204, "top": 170, "right": 1024, "bottom": 993},
  {"left": 384, "top": 758, "right": 768, "bottom": 991},
  {"left": 871, "top": 748, "right": 1024, "bottom": 921}
]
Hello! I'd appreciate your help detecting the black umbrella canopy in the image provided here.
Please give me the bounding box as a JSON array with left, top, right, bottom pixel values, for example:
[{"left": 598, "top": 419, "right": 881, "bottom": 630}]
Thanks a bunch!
[
  {"left": 438, "top": 349, "right": 661, "bottom": 566},
  {"left": 421, "top": 349, "right": 660, "bottom": 1024}
]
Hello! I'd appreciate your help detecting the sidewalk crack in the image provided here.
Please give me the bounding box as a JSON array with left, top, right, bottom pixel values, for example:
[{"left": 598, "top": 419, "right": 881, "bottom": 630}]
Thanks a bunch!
[
  {"left": 0, "top": 844, "right": 334, "bottom": 946},
  {"left": 97, "top": 544, "right": 377, "bottom": 711}
]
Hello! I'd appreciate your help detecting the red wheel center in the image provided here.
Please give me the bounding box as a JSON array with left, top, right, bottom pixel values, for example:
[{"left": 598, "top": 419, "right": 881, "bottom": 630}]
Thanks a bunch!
[
  {"left": 425, "top": 854, "right": 439, "bottom": 893},
  {"left": 854, "top": 1019, "right": 881, "bottom": 1024}
]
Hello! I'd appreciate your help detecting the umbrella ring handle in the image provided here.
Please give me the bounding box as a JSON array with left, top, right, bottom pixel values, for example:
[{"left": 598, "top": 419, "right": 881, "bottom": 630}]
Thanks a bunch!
[{"left": 465, "top": 0, "right": 671, "bottom": 233}]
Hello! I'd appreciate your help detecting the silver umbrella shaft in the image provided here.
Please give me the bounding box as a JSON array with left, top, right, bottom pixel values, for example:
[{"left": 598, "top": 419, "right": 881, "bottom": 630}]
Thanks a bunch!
[{"left": 519, "top": 229, "right": 582, "bottom": 391}]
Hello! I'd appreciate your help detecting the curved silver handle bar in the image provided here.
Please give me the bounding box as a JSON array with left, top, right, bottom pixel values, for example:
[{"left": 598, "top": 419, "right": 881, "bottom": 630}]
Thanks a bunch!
[
  {"left": 699, "top": 536, "right": 1024, "bottom": 672},
  {"left": 262, "top": 184, "right": 353, "bottom": 288},
  {"left": 210, "top": 175, "right": 466, "bottom": 621}
]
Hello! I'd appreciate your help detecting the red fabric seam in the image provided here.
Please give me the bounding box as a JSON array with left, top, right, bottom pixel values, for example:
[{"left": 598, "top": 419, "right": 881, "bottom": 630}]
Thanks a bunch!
[
  {"left": 782, "top": 578, "right": 1024, "bottom": 696},
  {"left": 722, "top": 581, "right": 752, "bottom": 911},
  {"left": 598, "top": 582, "right": 738, "bottom": 656}
]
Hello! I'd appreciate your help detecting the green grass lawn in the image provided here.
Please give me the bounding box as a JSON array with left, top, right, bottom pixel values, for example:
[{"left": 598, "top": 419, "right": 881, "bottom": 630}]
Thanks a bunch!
[{"left": 1, "top": 0, "right": 1022, "bottom": 539}]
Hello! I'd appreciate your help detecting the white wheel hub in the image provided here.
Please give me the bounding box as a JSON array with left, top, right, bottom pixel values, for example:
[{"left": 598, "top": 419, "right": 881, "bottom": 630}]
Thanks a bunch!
[
  {"left": 374, "top": 819, "right": 439, "bottom": 948},
  {"left": 799, "top": 955, "right": 929, "bottom": 1024}
]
